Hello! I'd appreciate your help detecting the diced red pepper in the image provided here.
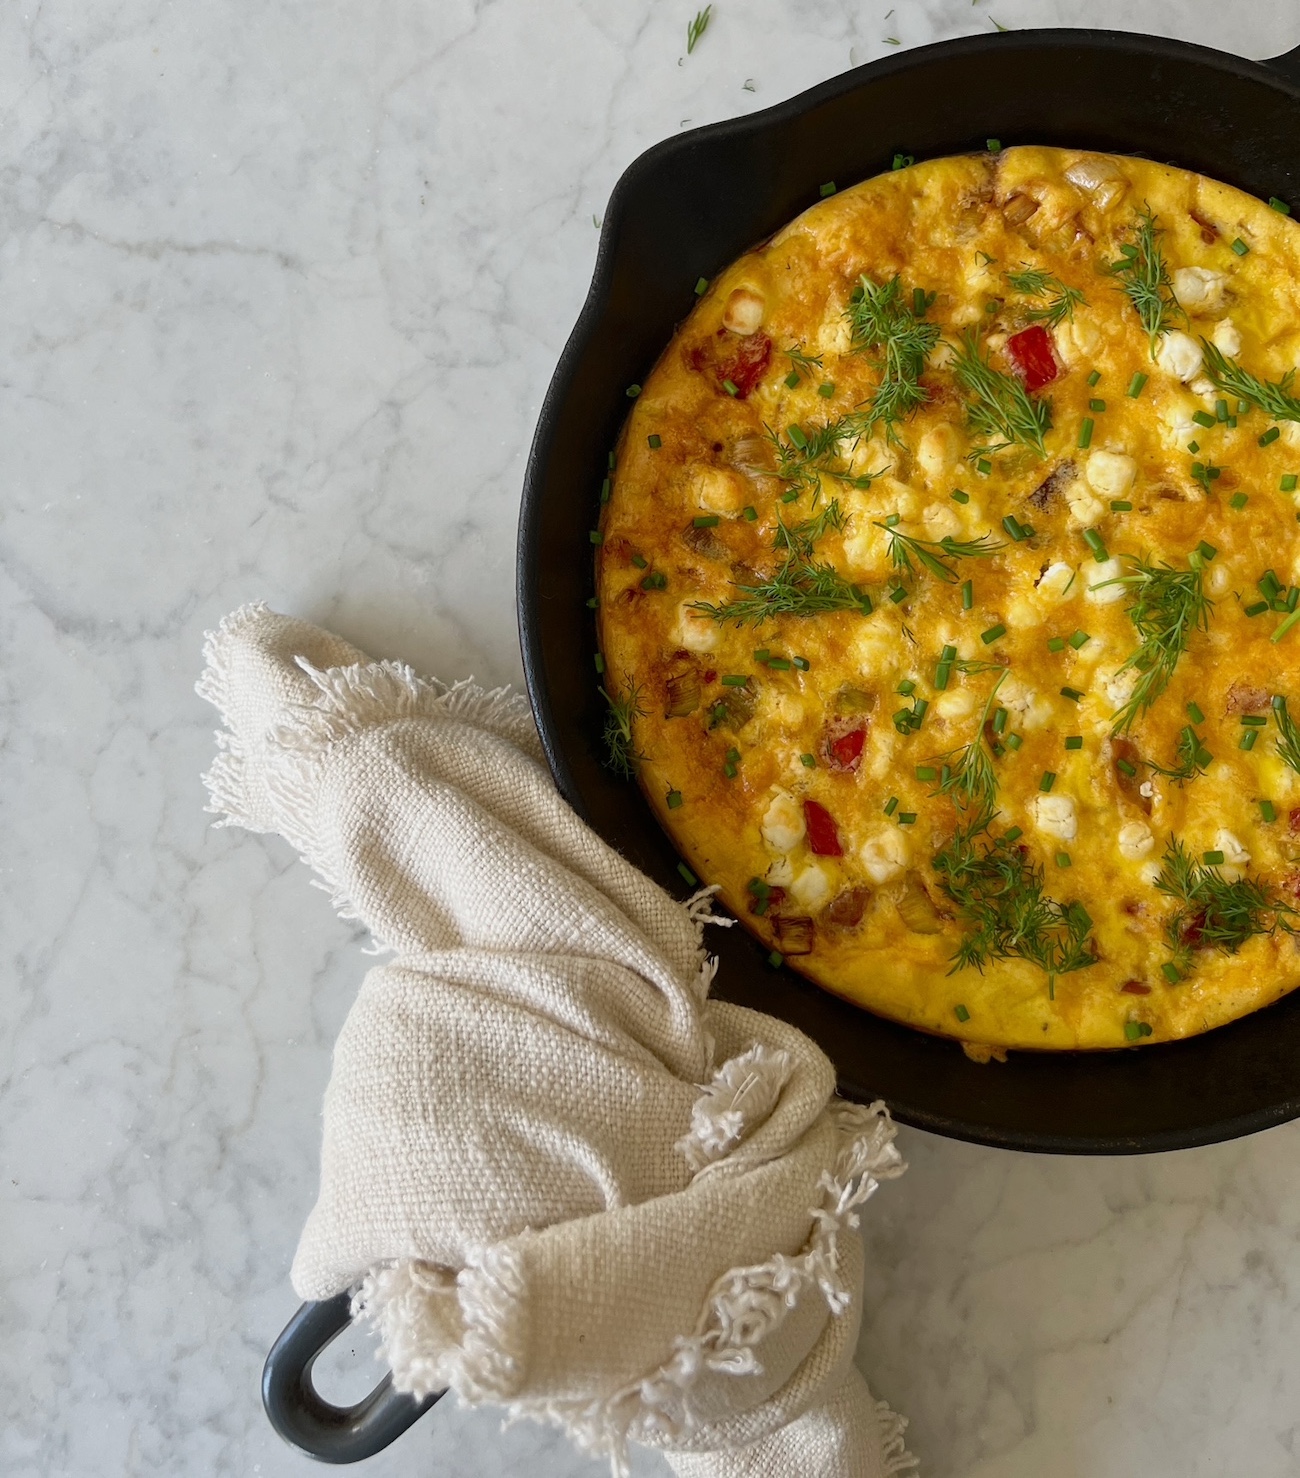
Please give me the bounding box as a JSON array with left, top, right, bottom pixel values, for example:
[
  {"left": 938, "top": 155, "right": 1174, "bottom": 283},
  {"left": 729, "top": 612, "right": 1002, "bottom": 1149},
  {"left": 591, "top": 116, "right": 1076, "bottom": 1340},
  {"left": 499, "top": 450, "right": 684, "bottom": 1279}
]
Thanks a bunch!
[
  {"left": 802, "top": 799, "right": 843, "bottom": 857},
  {"left": 1288, "top": 807, "right": 1300, "bottom": 836},
  {"left": 1007, "top": 325, "right": 1059, "bottom": 392},
  {"left": 828, "top": 726, "right": 866, "bottom": 771},
  {"left": 717, "top": 331, "right": 772, "bottom": 399}
]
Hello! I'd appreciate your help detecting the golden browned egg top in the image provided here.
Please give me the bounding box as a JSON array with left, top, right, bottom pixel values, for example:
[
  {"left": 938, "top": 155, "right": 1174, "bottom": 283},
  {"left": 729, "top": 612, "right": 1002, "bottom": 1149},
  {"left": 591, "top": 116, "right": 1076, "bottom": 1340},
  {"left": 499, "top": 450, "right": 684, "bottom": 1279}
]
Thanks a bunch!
[{"left": 597, "top": 146, "right": 1300, "bottom": 1054}]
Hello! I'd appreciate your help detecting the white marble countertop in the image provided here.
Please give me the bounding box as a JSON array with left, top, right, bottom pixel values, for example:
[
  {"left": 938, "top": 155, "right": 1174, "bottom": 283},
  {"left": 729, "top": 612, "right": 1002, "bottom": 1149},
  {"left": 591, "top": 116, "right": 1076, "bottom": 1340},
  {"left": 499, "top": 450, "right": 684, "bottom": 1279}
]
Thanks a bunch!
[{"left": 6, "top": 2, "right": 1300, "bottom": 1474}]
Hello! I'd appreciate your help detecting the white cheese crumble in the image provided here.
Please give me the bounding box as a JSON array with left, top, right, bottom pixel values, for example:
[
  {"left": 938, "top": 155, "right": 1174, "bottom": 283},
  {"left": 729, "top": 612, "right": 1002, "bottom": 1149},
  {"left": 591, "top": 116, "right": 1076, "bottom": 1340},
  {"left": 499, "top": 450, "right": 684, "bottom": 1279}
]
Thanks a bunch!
[
  {"left": 1211, "top": 318, "right": 1242, "bottom": 357},
  {"left": 1155, "top": 329, "right": 1204, "bottom": 383},
  {"left": 916, "top": 424, "right": 961, "bottom": 480},
  {"left": 722, "top": 288, "right": 765, "bottom": 336},
  {"left": 1172, "top": 266, "right": 1229, "bottom": 314},
  {"left": 1084, "top": 449, "right": 1137, "bottom": 498},
  {"left": 1086, "top": 557, "right": 1126, "bottom": 605},
  {"left": 1214, "top": 828, "right": 1251, "bottom": 867},
  {"left": 1036, "top": 561, "right": 1078, "bottom": 604},
  {"left": 1032, "top": 792, "right": 1078, "bottom": 842},
  {"left": 689, "top": 465, "right": 748, "bottom": 513},
  {"left": 672, "top": 600, "right": 719, "bottom": 652},
  {"left": 761, "top": 790, "right": 805, "bottom": 853},
  {"left": 1118, "top": 820, "right": 1154, "bottom": 860},
  {"left": 1101, "top": 665, "right": 1139, "bottom": 708},
  {"left": 765, "top": 856, "right": 795, "bottom": 888},
  {"left": 935, "top": 687, "right": 977, "bottom": 719},
  {"left": 860, "top": 828, "right": 910, "bottom": 884},
  {"left": 790, "top": 862, "right": 832, "bottom": 909}
]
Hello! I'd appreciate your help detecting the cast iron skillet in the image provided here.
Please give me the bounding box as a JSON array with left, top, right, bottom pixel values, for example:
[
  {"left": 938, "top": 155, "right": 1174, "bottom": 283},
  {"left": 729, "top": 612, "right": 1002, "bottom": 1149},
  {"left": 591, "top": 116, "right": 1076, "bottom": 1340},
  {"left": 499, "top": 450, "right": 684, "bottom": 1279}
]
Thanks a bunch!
[{"left": 266, "top": 27, "right": 1300, "bottom": 1464}]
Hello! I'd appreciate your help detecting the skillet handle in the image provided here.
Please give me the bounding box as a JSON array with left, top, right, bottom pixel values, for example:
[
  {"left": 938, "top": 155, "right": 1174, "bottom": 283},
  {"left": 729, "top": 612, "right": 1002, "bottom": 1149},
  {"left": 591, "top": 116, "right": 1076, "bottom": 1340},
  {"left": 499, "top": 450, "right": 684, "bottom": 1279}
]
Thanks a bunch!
[
  {"left": 262, "top": 1294, "right": 444, "bottom": 1463},
  {"left": 1264, "top": 45, "right": 1300, "bottom": 91}
]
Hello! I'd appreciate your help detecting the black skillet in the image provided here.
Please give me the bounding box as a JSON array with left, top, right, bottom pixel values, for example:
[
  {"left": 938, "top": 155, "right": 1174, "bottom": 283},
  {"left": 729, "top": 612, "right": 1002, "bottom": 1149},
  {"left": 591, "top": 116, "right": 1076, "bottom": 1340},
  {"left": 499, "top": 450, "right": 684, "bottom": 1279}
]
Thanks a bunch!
[{"left": 266, "top": 27, "right": 1300, "bottom": 1464}]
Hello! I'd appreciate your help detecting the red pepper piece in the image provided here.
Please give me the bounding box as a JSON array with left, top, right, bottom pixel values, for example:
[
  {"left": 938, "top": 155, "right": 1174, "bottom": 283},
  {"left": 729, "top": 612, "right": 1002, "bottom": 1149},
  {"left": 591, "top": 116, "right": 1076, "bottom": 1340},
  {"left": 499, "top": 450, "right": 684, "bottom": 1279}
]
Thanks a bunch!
[
  {"left": 1007, "top": 324, "right": 1059, "bottom": 392},
  {"left": 1289, "top": 807, "right": 1300, "bottom": 836},
  {"left": 803, "top": 799, "right": 843, "bottom": 857},
  {"left": 828, "top": 726, "right": 866, "bottom": 771},
  {"left": 717, "top": 332, "right": 772, "bottom": 399}
]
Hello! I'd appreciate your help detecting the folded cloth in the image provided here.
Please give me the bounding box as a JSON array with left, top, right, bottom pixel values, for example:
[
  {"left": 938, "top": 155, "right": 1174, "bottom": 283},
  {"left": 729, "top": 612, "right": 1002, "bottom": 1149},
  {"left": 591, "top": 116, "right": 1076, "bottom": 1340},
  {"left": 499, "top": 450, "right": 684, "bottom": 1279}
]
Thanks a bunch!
[{"left": 198, "top": 603, "right": 915, "bottom": 1478}]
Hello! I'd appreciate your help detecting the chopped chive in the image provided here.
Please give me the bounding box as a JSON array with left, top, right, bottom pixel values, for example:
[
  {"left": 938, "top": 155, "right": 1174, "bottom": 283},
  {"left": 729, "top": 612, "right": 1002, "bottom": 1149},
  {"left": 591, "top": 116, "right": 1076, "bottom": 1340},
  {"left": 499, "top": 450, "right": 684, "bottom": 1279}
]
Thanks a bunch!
[
  {"left": 951, "top": 488, "right": 970, "bottom": 504},
  {"left": 1083, "top": 529, "right": 1109, "bottom": 562},
  {"left": 1231, "top": 236, "right": 1250, "bottom": 256},
  {"left": 786, "top": 424, "right": 808, "bottom": 451},
  {"left": 1065, "top": 735, "right": 1083, "bottom": 750},
  {"left": 1197, "top": 541, "right": 1217, "bottom": 561},
  {"left": 1195, "top": 745, "right": 1214, "bottom": 768},
  {"left": 1047, "top": 635, "right": 1067, "bottom": 653},
  {"left": 678, "top": 862, "right": 698, "bottom": 885},
  {"left": 820, "top": 181, "right": 838, "bottom": 197},
  {"left": 1124, "top": 1020, "right": 1145, "bottom": 1040},
  {"left": 647, "top": 434, "right": 662, "bottom": 449},
  {"left": 585, "top": 596, "right": 598, "bottom": 609},
  {"left": 961, "top": 579, "right": 974, "bottom": 610},
  {"left": 986, "top": 138, "right": 1002, "bottom": 153},
  {"left": 892, "top": 153, "right": 913, "bottom": 170},
  {"left": 694, "top": 276, "right": 709, "bottom": 295},
  {"left": 1261, "top": 799, "right": 1278, "bottom": 822},
  {"left": 884, "top": 795, "right": 899, "bottom": 816},
  {"left": 1260, "top": 426, "right": 1281, "bottom": 447},
  {"left": 626, "top": 384, "right": 642, "bottom": 398},
  {"left": 1204, "top": 849, "right": 1226, "bottom": 865},
  {"left": 666, "top": 789, "right": 683, "bottom": 808},
  {"left": 1192, "top": 409, "right": 1217, "bottom": 428},
  {"left": 768, "top": 949, "right": 783, "bottom": 968},
  {"left": 934, "top": 663, "right": 952, "bottom": 690},
  {"left": 753, "top": 647, "right": 771, "bottom": 662},
  {"left": 1110, "top": 500, "right": 1132, "bottom": 512},
  {"left": 1056, "top": 851, "right": 1071, "bottom": 868},
  {"left": 1089, "top": 398, "right": 1107, "bottom": 413},
  {"left": 940, "top": 764, "right": 952, "bottom": 785},
  {"left": 1077, "top": 417, "right": 1094, "bottom": 449},
  {"left": 1005, "top": 731, "right": 1023, "bottom": 750},
  {"left": 897, "top": 677, "right": 916, "bottom": 696},
  {"left": 1276, "top": 694, "right": 1288, "bottom": 712},
  {"left": 801, "top": 752, "right": 816, "bottom": 767},
  {"left": 992, "top": 706, "right": 1008, "bottom": 735},
  {"left": 721, "top": 674, "right": 748, "bottom": 686},
  {"left": 1127, "top": 371, "right": 1148, "bottom": 398},
  {"left": 723, "top": 761, "right": 738, "bottom": 778},
  {"left": 897, "top": 812, "right": 917, "bottom": 825},
  {"left": 600, "top": 477, "right": 611, "bottom": 503},
  {"left": 608, "top": 451, "right": 617, "bottom": 470},
  {"left": 1230, "top": 492, "right": 1249, "bottom": 510},
  {"left": 1003, "top": 826, "right": 1023, "bottom": 843},
  {"left": 1241, "top": 714, "right": 1267, "bottom": 727},
  {"left": 884, "top": 512, "right": 900, "bottom": 527},
  {"left": 1088, "top": 370, "right": 1102, "bottom": 387},
  {"left": 1239, "top": 730, "right": 1259, "bottom": 750},
  {"left": 1039, "top": 771, "right": 1056, "bottom": 792},
  {"left": 1283, "top": 474, "right": 1299, "bottom": 492},
  {"left": 1216, "top": 398, "right": 1230, "bottom": 422},
  {"left": 1060, "top": 686, "right": 1084, "bottom": 702},
  {"left": 767, "top": 657, "right": 792, "bottom": 670},
  {"left": 916, "top": 765, "right": 938, "bottom": 781},
  {"left": 784, "top": 368, "right": 801, "bottom": 389},
  {"left": 1161, "top": 962, "right": 1182, "bottom": 984},
  {"left": 981, "top": 623, "right": 1006, "bottom": 645},
  {"left": 817, "top": 381, "right": 836, "bottom": 398},
  {"left": 722, "top": 378, "right": 739, "bottom": 396},
  {"left": 1273, "top": 608, "right": 1300, "bottom": 642},
  {"left": 1116, "top": 757, "right": 1137, "bottom": 777},
  {"left": 792, "top": 655, "right": 810, "bottom": 670},
  {"left": 1261, "top": 569, "right": 1282, "bottom": 597},
  {"left": 1187, "top": 701, "right": 1206, "bottom": 723},
  {"left": 1188, "top": 441, "right": 1200, "bottom": 454},
  {"left": 725, "top": 747, "right": 740, "bottom": 762},
  {"left": 594, "top": 652, "right": 605, "bottom": 673},
  {"left": 954, "top": 1003, "right": 971, "bottom": 1022},
  {"left": 1244, "top": 600, "right": 1270, "bottom": 617},
  {"left": 976, "top": 458, "right": 992, "bottom": 475},
  {"left": 1068, "top": 629, "right": 1091, "bottom": 649},
  {"left": 1290, "top": 589, "right": 1300, "bottom": 613},
  {"left": 1270, "top": 196, "right": 1292, "bottom": 214},
  {"left": 641, "top": 572, "right": 668, "bottom": 590},
  {"left": 1238, "top": 400, "right": 1249, "bottom": 415},
  {"left": 631, "top": 553, "right": 648, "bottom": 569},
  {"left": 1002, "top": 514, "right": 1028, "bottom": 541},
  {"left": 941, "top": 645, "right": 957, "bottom": 662},
  {"left": 781, "top": 489, "right": 799, "bottom": 503},
  {"left": 743, "top": 504, "right": 758, "bottom": 520},
  {"left": 914, "top": 699, "right": 929, "bottom": 720},
  {"left": 889, "top": 585, "right": 908, "bottom": 604},
  {"left": 589, "top": 529, "right": 603, "bottom": 544},
  {"left": 693, "top": 514, "right": 720, "bottom": 527}
]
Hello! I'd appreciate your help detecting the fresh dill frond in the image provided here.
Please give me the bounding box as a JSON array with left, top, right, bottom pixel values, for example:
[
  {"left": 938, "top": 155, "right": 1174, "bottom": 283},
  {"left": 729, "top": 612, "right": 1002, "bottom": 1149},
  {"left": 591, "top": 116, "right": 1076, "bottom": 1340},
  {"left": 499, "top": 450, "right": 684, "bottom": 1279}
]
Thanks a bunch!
[
  {"left": 1097, "top": 555, "right": 1211, "bottom": 733},
  {"left": 932, "top": 823, "right": 1097, "bottom": 987},
  {"left": 1154, "top": 835, "right": 1296, "bottom": 975},
  {"left": 774, "top": 499, "right": 848, "bottom": 559},
  {"left": 844, "top": 275, "right": 941, "bottom": 443},
  {"left": 783, "top": 343, "right": 825, "bottom": 380},
  {"left": 686, "top": 5, "right": 712, "bottom": 54},
  {"left": 1200, "top": 340, "right": 1300, "bottom": 422},
  {"left": 1146, "top": 724, "right": 1212, "bottom": 784},
  {"left": 1273, "top": 694, "right": 1300, "bottom": 773},
  {"left": 932, "top": 671, "right": 1007, "bottom": 821},
  {"left": 1109, "top": 206, "right": 1183, "bottom": 354},
  {"left": 765, "top": 416, "right": 887, "bottom": 502},
  {"left": 600, "top": 682, "right": 643, "bottom": 777},
  {"left": 1004, "top": 265, "right": 1086, "bottom": 328},
  {"left": 951, "top": 327, "right": 1052, "bottom": 457},
  {"left": 875, "top": 520, "right": 1004, "bottom": 584},
  {"left": 952, "top": 656, "right": 1003, "bottom": 675}
]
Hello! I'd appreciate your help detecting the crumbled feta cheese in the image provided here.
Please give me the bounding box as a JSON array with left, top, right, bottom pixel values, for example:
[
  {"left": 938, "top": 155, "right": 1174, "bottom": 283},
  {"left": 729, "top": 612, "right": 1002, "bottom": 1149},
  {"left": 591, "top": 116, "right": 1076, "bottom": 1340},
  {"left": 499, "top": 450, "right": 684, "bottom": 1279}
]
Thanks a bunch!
[
  {"left": 860, "top": 828, "right": 910, "bottom": 884},
  {"left": 1187, "top": 374, "right": 1217, "bottom": 399},
  {"left": 1036, "top": 561, "right": 1078, "bottom": 604},
  {"left": 790, "top": 862, "right": 832, "bottom": 909},
  {"left": 1006, "top": 594, "right": 1043, "bottom": 629},
  {"left": 1118, "top": 820, "right": 1154, "bottom": 860},
  {"left": 1101, "top": 665, "right": 1139, "bottom": 708},
  {"left": 921, "top": 500, "right": 964, "bottom": 540},
  {"left": 1032, "top": 792, "right": 1078, "bottom": 842},
  {"left": 916, "top": 424, "right": 961, "bottom": 480},
  {"left": 1084, "top": 448, "right": 1137, "bottom": 498},
  {"left": 1139, "top": 780, "right": 1155, "bottom": 800},
  {"left": 761, "top": 790, "right": 805, "bottom": 853},
  {"left": 1086, "top": 556, "right": 1125, "bottom": 605},
  {"left": 722, "top": 287, "right": 765, "bottom": 336},
  {"left": 766, "top": 690, "right": 805, "bottom": 727},
  {"left": 1064, "top": 482, "right": 1106, "bottom": 528},
  {"left": 1207, "top": 560, "right": 1233, "bottom": 596},
  {"left": 673, "top": 600, "right": 719, "bottom": 652},
  {"left": 766, "top": 855, "right": 794, "bottom": 888},
  {"left": 690, "top": 464, "right": 748, "bottom": 513},
  {"left": 1214, "top": 828, "right": 1250, "bottom": 867},
  {"left": 936, "top": 687, "right": 977, "bottom": 719},
  {"left": 1053, "top": 314, "right": 1101, "bottom": 365},
  {"left": 1156, "top": 329, "right": 1204, "bottom": 383},
  {"left": 1172, "top": 266, "right": 1229, "bottom": 314},
  {"left": 1211, "top": 318, "right": 1242, "bottom": 357}
]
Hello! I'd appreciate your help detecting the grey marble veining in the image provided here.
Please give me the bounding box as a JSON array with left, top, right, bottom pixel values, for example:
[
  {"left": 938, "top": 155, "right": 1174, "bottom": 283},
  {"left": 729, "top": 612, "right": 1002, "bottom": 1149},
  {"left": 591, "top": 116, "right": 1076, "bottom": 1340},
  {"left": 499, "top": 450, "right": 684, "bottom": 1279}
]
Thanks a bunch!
[{"left": 4, "top": 2, "right": 1300, "bottom": 1475}]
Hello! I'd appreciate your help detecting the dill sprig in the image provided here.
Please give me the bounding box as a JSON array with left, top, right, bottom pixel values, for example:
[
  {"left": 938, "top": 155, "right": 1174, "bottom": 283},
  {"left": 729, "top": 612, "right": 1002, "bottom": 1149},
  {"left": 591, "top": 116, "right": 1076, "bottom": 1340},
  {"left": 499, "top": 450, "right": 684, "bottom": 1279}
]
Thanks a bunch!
[
  {"left": 844, "top": 275, "right": 941, "bottom": 443},
  {"left": 875, "top": 519, "right": 1004, "bottom": 584},
  {"left": 1200, "top": 340, "right": 1300, "bottom": 422},
  {"left": 1273, "top": 694, "right": 1300, "bottom": 773},
  {"left": 1146, "top": 724, "right": 1212, "bottom": 784},
  {"left": 693, "top": 503, "right": 868, "bottom": 625},
  {"left": 600, "top": 682, "right": 643, "bottom": 777},
  {"left": 1155, "top": 836, "right": 1296, "bottom": 976},
  {"left": 686, "top": 5, "right": 711, "bottom": 54},
  {"left": 1004, "top": 266, "right": 1086, "bottom": 329},
  {"left": 765, "top": 416, "right": 885, "bottom": 501},
  {"left": 1096, "top": 556, "right": 1211, "bottom": 733},
  {"left": 1109, "top": 206, "right": 1183, "bottom": 354},
  {"left": 783, "top": 343, "right": 824, "bottom": 380},
  {"left": 932, "top": 671, "right": 1008, "bottom": 821},
  {"left": 951, "top": 326, "right": 1052, "bottom": 457},
  {"left": 932, "top": 824, "right": 1097, "bottom": 987}
]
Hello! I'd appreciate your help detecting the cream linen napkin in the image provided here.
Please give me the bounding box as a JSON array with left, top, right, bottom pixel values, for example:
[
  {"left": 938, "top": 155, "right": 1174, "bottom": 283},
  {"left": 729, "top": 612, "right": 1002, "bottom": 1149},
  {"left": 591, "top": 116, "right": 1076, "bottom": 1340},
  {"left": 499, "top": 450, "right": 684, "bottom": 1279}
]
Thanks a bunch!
[{"left": 198, "top": 603, "right": 916, "bottom": 1478}]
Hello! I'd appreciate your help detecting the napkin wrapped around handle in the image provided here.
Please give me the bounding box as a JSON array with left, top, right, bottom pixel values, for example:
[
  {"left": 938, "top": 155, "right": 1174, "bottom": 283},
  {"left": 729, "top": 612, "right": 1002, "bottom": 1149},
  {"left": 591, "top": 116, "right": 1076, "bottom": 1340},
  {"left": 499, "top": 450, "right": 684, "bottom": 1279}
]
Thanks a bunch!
[{"left": 199, "top": 604, "right": 915, "bottom": 1478}]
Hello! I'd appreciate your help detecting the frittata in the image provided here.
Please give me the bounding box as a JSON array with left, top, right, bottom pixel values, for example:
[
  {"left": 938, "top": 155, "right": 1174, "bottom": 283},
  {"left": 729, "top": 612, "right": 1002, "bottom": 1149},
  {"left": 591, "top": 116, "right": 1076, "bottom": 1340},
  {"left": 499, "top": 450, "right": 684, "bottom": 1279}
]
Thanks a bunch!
[{"left": 595, "top": 146, "right": 1300, "bottom": 1053}]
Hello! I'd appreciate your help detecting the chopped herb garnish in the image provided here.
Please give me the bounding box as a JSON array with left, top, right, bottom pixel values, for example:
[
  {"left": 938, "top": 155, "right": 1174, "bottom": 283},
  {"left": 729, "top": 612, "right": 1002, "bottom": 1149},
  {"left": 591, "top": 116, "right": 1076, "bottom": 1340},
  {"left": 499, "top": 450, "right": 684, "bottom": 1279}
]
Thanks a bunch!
[
  {"left": 1109, "top": 206, "right": 1183, "bottom": 353},
  {"left": 1187, "top": 702, "right": 1205, "bottom": 724},
  {"left": 981, "top": 623, "right": 1006, "bottom": 644},
  {"left": 1065, "top": 735, "right": 1083, "bottom": 750},
  {"left": 666, "top": 789, "right": 683, "bottom": 809},
  {"left": 1083, "top": 528, "right": 1109, "bottom": 563},
  {"left": 1230, "top": 492, "right": 1249, "bottom": 510},
  {"left": 1003, "top": 265, "right": 1086, "bottom": 328},
  {"left": 1111, "top": 500, "right": 1133, "bottom": 512},
  {"left": 961, "top": 578, "right": 974, "bottom": 611},
  {"left": 1088, "top": 370, "right": 1102, "bottom": 387},
  {"left": 1155, "top": 835, "right": 1295, "bottom": 976},
  {"left": 1039, "top": 771, "right": 1056, "bottom": 792},
  {"left": 952, "top": 326, "right": 1052, "bottom": 457},
  {"left": 1128, "top": 371, "right": 1149, "bottom": 398},
  {"left": 1240, "top": 730, "right": 1258, "bottom": 751},
  {"left": 694, "top": 276, "right": 709, "bottom": 295},
  {"left": 1147, "top": 724, "right": 1212, "bottom": 784},
  {"left": 1260, "top": 426, "right": 1281, "bottom": 447},
  {"left": 1099, "top": 555, "right": 1211, "bottom": 733},
  {"left": 1124, "top": 1020, "right": 1153, "bottom": 1041},
  {"left": 1078, "top": 417, "right": 1094, "bottom": 449},
  {"left": 686, "top": 5, "right": 712, "bottom": 54},
  {"left": 1089, "top": 398, "right": 1107, "bottom": 413},
  {"left": 1271, "top": 197, "right": 1291, "bottom": 215},
  {"left": 884, "top": 795, "right": 899, "bottom": 816},
  {"left": 594, "top": 653, "right": 605, "bottom": 673},
  {"left": 844, "top": 274, "right": 941, "bottom": 443},
  {"left": 600, "top": 681, "right": 643, "bottom": 776},
  {"left": 1261, "top": 799, "right": 1278, "bottom": 822},
  {"left": 1231, "top": 236, "right": 1250, "bottom": 256},
  {"left": 767, "top": 948, "right": 783, "bottom": 967},
  {"left": 1047, "top": 635, "right": 1066, "bottom": 653},
  {"left": 1273, "top": 695, "right": 1300, "bottom": 772},
  {"left": 801, "top": 752, "right": 816, "bottom": 767},
  {"left": 1245, "top": 600, "right": 1270, "bottom": 617},
  {"left": 951, "top": 488, "right": 970, "bottom": 504},
  {"left": 722, "top": 378, "right": 739, "bottom": 396},
  {"left": 892, "top": 153, "right": 914, "bottom": 170},
  {"left": 1060, "top": 686, "right": 1084, "bottom": 702},
  {"left": 819, "top": 181, "right": 837, "bottom": 197},
  {"left": 1200, "top": 339, "right": 1300, "bottom": 422},
  {"left": 877, "top": 519, "right": 1004, "bottom": 585},
  {"left": 1283, "top": 475, "right": 1299, "bottom": 492},
  {"left": 954, "top": 1003, "right": 971, "bottom": 1021},
  {"left": 1056, "top": 852, "right": 1071, "bottom": 868}
]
